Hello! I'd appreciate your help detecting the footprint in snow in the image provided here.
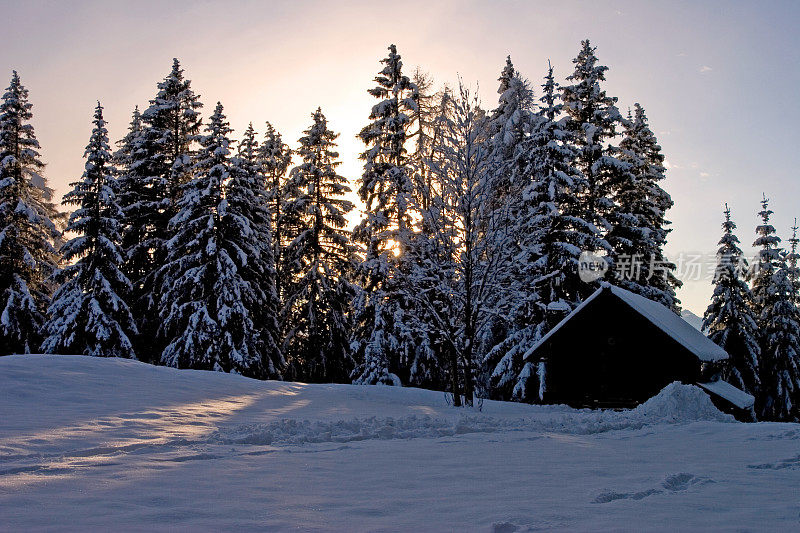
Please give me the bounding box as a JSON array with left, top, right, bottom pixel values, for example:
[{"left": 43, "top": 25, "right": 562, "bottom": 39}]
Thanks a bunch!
[
  {"left": 748, "top": 454, "right": 800, "bottom": 470},
  {"left": 594, "top": 473, "right": 714, "bottom": 503}
]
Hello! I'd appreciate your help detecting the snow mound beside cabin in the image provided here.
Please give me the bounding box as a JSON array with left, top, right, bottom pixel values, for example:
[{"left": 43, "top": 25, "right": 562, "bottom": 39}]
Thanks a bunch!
[{"left": 630, "top": 381, "right": 733, "bottom": 423}]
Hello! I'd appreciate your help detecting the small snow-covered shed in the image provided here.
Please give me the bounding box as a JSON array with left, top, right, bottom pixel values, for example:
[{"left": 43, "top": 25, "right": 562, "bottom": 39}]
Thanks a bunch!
[
  {"left": 525, "top": 283, "right": 735, "bottom": 409},
  {"left": 697, "top": 379, "right": 756, "bottom": 420}
]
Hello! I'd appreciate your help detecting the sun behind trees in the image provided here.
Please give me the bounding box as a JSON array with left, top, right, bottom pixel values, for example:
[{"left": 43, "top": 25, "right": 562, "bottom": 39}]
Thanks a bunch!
[{"left": 1, "top": 40, "right": 798, "bottom": 421}]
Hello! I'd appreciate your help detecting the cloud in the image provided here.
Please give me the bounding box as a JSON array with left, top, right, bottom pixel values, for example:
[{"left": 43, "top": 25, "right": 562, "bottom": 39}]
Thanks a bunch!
[
  {"left": 699, "top": 65, "right": 712, "bottom": 73},
  {"left": 699, "top": 172, "right": 710, "bottom": 178},
  {"left": 677, "top": 52, "right": 687, "bottom": 57}
]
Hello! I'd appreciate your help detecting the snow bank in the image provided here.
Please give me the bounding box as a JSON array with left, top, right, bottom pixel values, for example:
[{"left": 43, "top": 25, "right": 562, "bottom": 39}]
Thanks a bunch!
[{"left": 209, "top": 382, "right": 731, "bottom": 447}]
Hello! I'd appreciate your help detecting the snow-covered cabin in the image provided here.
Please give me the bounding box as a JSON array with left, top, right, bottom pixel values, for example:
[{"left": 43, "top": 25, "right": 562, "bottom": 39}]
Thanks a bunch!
[{"left": 525, "top": 283, "right": 753, "bottom": 416}]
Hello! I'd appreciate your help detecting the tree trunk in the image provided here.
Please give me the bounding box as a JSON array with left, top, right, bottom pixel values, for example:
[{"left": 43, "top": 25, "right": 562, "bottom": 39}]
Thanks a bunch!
[
  {"left": 463, "top": 233, "right": 475, "bottom": 407},
  {"left": 448, "top": 342, "right": 462, "bottom": 407},
  {"left": 463, "top": 328, "right": 475, "bottom": 407}
]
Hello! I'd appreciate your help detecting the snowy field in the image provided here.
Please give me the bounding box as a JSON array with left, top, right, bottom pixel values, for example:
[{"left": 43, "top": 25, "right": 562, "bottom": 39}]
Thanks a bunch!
[{"left": 1, "top": 356, "right": 799, "bottom": 531}]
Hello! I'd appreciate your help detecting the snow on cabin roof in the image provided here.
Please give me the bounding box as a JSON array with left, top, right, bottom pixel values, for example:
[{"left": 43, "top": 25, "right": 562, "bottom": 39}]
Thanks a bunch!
[
  {"left": 608, "top": 285, "right": 729, "bottom": 362},
  {"left": 524, "top": 283, "right": 729, "bottom": 363},
  {"left": 698, "top": 380, "right": 755, "bottom": 409}
]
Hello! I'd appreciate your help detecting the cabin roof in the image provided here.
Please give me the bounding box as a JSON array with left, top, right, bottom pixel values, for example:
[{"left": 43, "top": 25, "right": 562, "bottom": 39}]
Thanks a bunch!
[
  {"left": 698, "top": 380, "right": 755, "bottom": 409},
  {"left": 524, "top": 283, "right": 729, "bottom": 363}
]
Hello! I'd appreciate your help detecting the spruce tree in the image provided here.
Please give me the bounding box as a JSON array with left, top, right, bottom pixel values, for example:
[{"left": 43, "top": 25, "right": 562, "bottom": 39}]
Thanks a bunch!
[
  {"left": 702, "top": 205, "right": 760, "bottom": 397},
  {"left": 560, "top": 40, "right": 620, "bottom": 255},
  {"left": 784, "top": 220, "right": 800, "bottom": 303},
  {"left": 114, "top": 106, "right": 153, "bottom": 325},
  {"left": 0, "top": 71, "right": 61, "bottom": 354},
  {"left": 758, "top": 262, "right": 800, "bottom": 421},
  {"left": 157, "top": 103, "right": 265, "bottom": 377},
  {"left": 488, "top": 64, "right": 595, "bottom": 401},
  {"left": 41, "top": 103, "right": 137, "bottom": 358},
  {"left": 146, "top": 59, "right": 203, "bottom": 206},
  {"left": 751, "top": 196, "right": 782, "bottom": 316},
  {"left": 481, "top": 58, "right": 537, "bottom": 362},
  {"left": 485, "top": 56, "right": 536, "bottom": 211},
  {"left": 236, "top": 122, "right": 259, "bottom": 170},
  {"left": 123, "top": 59, "right": 203, "bottom": 361},
  {"left": 114, "top": 107, "right": 146, "bottom": 294},
  {"left": 257, "top": 122, "right": 293, "bottom": 302},
  {"left": 113, "top": 106, "right": 142, "bottom": 179},
  {"left": 352, "top": 44, "right": 418, "bottom": 385},
  {"left": 608, "top": 104, "right": 680, "bottom": 309},
  {"left": 232, "top": 123, "right": 284, "bottom": 377},
  {"left": 752, "top": 197, "right": 800, "bottom": 420},
  {"left": 283, "top": 109, "right": 356, "bottom": 382}
]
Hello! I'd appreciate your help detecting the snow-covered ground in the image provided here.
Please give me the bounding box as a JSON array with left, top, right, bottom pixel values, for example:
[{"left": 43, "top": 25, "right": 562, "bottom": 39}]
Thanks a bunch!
[{"left": 1, "top": 355, "right": 799, "bottom": 531}]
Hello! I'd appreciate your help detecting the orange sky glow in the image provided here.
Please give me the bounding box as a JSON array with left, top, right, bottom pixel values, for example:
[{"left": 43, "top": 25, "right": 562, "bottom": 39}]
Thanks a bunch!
[{"left": 2, "top": 0, "right": 799, "bottom": 314}]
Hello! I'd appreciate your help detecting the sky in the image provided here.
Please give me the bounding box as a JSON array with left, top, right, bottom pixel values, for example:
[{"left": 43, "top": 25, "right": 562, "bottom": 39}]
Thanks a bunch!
[{"left": 1, "top": 0, "right": 798, "bottom": 314}]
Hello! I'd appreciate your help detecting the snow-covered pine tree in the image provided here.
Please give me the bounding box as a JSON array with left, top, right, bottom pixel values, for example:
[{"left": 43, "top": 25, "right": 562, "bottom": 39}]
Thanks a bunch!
[
  {"left": 41, "top": 103, "right": 137, "bottom": 358},
  {"left": 114, "top": 107, "right": 145, "bottom": 285},
  {"left": 607, "top": 104, "right": 680, "bottom": 310},
  {"left": 114, "top": 106, "right": 146, "bottom": 277},
  {"left": 485, "top": 56, "right": 536, "bottom": 212},
  {"left": 257, "top": 122, "right": 292, "bottom": 303},
  {"left": 751, "top": 196, "right": 782, "bottom": 316},
  {"left": 122, "top": 59, "right": 203, "bottom": 361},
  {"left": 487, "top": 63, "right": 596, "bottom": 401},
  {"left": 560, "top": 40, "right": 621, "bottom": 256},
  {"left": 232, "top": 123, "right": 284, "bottom": 377},
  {"left": 758, "top": 263, "right": 800, "bottom": 422},
  {"left": 146, "top": 59, "right": 203, "bottom": 206},
  {"left": 784, "top": 219, "right": 800, "bottom": 304},
  {"left": 113, "top": 106, "right": 142, "bottom": 179},
  {"left": 480, "top": 57, "right": 537, "bottom": 361},
  {"left": 701, "top": 204, "right": 760, "bottom": 397},
  {"left": 352, "top": 44, "right": 419, "bottom": 386},
  {"left": 156, "top": 103, "right": 265, "bottom": 377},
  {"left": 237, "top": 122, "right": 259, "bottom": 169},
  {"left": 0, "top": 71, "right": 61, "bottom": 354},
  {"left": 751, "top": 197, "right": 800, "bottom": 421},
  {"left": 282, "top": 109, "right": 356, "bottom": 382}
]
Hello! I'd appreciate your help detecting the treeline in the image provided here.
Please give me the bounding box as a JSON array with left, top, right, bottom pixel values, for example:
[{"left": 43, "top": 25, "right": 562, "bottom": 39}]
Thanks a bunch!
[
  {"left": 703, "top": 201, "right": 800, "bottom": 421},
  {"left": 2, "top": 40, "right": 792, "bottom": 420}
]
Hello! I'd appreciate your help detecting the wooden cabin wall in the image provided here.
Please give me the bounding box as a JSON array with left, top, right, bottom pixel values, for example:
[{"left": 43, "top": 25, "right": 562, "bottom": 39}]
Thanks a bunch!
[{"left": 539, "top": 292, "right": 702, "bottom": 408}]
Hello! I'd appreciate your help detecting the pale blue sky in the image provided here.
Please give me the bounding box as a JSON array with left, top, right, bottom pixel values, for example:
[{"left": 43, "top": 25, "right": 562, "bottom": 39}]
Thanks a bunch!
[{"left": 1, "top": 0, "right": 797, "bottom": 314}]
